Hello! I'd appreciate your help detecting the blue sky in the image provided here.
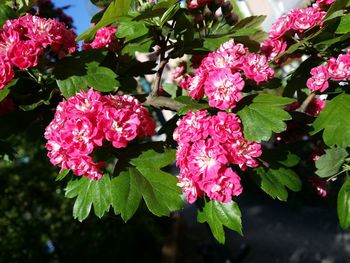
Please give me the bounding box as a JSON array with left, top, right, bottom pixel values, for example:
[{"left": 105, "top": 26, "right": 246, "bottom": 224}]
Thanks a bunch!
[{"left": 52, "top": 0, "right": 98, "bottom": 35}]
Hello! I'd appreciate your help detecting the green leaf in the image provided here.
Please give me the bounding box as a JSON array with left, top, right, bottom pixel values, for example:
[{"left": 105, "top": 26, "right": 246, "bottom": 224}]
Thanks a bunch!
[
  {"left": 128, "top": 149, "right": 183, "bottom": 217},
  {"left": 65, "top": 175, "right": 111, "bottom": 221},
  {"left": 278, "top": 152, "right": 300, "bottom": 167},
  {"left": 111, "top": 168, "right": 142, "bottom": 222},
  {"left": 312, "top": 93, "right": 350, "bottom": 147},
  {"left": 197, "top": 200, "right": 242, "bottom": 244},
  {"left": 0, "top": 78, "right": 17, "bottom": 102},
  {"left": 338, "top": 178, "right": 350, "bottom": 229},
  {"left": 160, "top": 3, "right": 180, "bottom": 27},
  {"left": 315, "top": 147, "right": 348, "bottom": 178},
  {"left": 175, "top": 96, "right": 209, "bottom": 116},
  {"left": 77, "top": 0, "right": 132, "bottom": 41},
  {"left": 56, "top": 169, "right": 70, "bottom": 181},
  {"left": 0, "top": 5, "right": 15, "bottom": 27},
  {"left": 116, "top": 19, "right": 148, "bottom": 42},
  {"left": 256, "top": 167, "right": 302, "bottom": 201},
  {"left": 231, "top": 15, "right": 266, "bottom": 31},
  {"left": 336, "top": 14, "right": 350, "bottom": 33},
  {"left": 54, "top": 51, "right": 118, "bottom": 98},
  {"left": 237, "top": 94, "right": 294, "bottom": 142},
  {"left": 19, "top": 89, "right": 54, "bottom": 111},
  {"left": 324, "top": 0, "right": 349, "bottom": 21}
]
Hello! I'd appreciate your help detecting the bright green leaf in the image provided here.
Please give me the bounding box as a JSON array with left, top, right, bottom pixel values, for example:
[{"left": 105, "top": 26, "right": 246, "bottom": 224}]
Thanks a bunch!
[
  {"left": 336, "top": 14, "right": 350, "bottom": 33},
  {"left": 160, "top": 3, "right": 180, "bottom": 27},
  {"left": 312, "top": 93, "right": 350, "bottom": 147},
  {"left": 197, "top": 200, "right": 242, "bottom": 244},
  {"left": 56, "top": 169, "right": 70, "bottom": 181},
  {"left": 65, "top": 175, "right": 111, "bottom": 221},
  {"left": 77, "top": 0, "right": 132, "bottom": 41},
  {"left": 0, "top": 5, "right": 15, "bottom": 27},
  {"left": 116, "top": 18, "right": 149, "bottom": 42},
  {"left": 237, "top": 94, "right": 294, "bottom": 142},
  {"left": 129, "top": 149, "right": 183, "bottom": 217},
  {"left": 338, "top": 178, "right": 350, "bottom": 229},
  {"left": 278, "top": 152, "right": 301, "bottom": 167},
  {"left": 315, "top": 147, "right": 348, "bottom": 178},
  {"left": 110, "top": 168, "right": 142, "bottom": 222}
]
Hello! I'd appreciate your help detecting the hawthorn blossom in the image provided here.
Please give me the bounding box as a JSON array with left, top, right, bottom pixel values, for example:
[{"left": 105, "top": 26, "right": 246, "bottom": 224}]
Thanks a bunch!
[
  {"left": 291, "top": 7, "right": 325, "bottom": 31},
  {"left": 0, "top": 56, "right": 14, "bottom": 89},
  {"left": 306, "top": 65, "right": 330, "bottom": 92},
  {"left": 45, "top": 89, "right": 155, "bottom": 180},
  {"left": 205, "top": 68, "right": 244, "bottom": 110},
  {"left": 327, "top": 54, "right": 350, "bottom": 81},
  {"left": 269, "top": 14, "right": 294, "bottom": 39},
  {"left": 260, "top": 38, "right": 287, "bottom": 61},
  {"left": 83, "top": 26, "right": 118, "bottom": 51},
  {"left": 8, "top": 40, "right": 42, "bottom": 69},
  {"left": 242, "top": 54, "right": 274, "bottom": 84}
]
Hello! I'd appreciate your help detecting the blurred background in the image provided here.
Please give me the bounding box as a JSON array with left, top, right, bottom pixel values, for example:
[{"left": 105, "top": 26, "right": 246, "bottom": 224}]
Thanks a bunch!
[{"left": 1, "top": 1, "right": 350, "bottom": 263}]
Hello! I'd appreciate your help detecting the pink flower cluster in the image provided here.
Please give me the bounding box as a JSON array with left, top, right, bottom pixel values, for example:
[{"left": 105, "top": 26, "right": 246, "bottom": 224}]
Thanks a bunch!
[
  {"left": 0, "top": 14, "right": 76, "bottom": 89},
  {"left": 174, "top": 110, "right": 262, "bottom": 203},
  {"left": 45, "top": 89, "right": 156, "bottom": 180},
  {"left": 179, "top": 39, "right": 274, "bottom": 110},
  {"left": 307, "top": 51, "right": 350, "bottom": 92},
  {"left": 261, "top": 1, "right": 331, "bottom": 61},
  {"left": 83, "top": 26, "right": 118, "bottom": 51}
]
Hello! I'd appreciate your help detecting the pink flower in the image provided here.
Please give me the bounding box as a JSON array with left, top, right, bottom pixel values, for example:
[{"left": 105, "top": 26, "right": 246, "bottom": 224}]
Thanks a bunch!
[
  {"left": 269, "top": 14, "right": 294, "bottom": 39},
  {"left": 209, "top": 111, "right": 242, "bottom": 143},
  {"left": 291, "top": 7, "right": 325, "bottom": 31},
  {"left": 45, "top": 89, "right": 155, "bottom": 180},
  {"left": 327, "top": 54, "right": 350, "bottom": 81},
  {"left": 187, "top": 69, "right": 206, "bottom": 100},
  {"left": 187, "top": 0, "right": 208, "bottom": 10},
  {"left": 204, "top": 68, "right": 244, "bottom": 110},
  {"left": 306, "top": 65, "right": 329, "bottom": 92},
  {"left": 306, "top": 98, "right": 326, "bottom": 117},
  {"left": 260, "top": 38, "right": 287, "bottom": 61},
  {"left": 242, "top": 54, "right": 274, "bottom": 84},
  {"left": 0, "top": 56, "right": 14, "bottom": 89},
  {"left": 173, "top": 62, "right": 187, "bottom": 79},
  {"left": 0, "top": 30, "right": 20, "bottom": 55},
  {"left": 217, "top": 39, "right": 247, "bottom": 59},
  {"left": 177, "top": 168, "right": 203, "bottom": 203},
  {"left": 8, "top": 40, "right": 42, "bottom": 69},
  {"left": 316, "top": 0, "right": 334, "bottom": 6},
  {"left": 224, "top": 138, "right": 262, "bottom": 170},
  {"left": 202, "top": 167, "right": 242, "bottom": 203},
  {"left": 83, "top": 26, "right": 117, "bottom": 51},
  {"left": 173, "top": 110, "right": 210, "bottom": 143},
  {"left": 188, "top": 138, "right": 228, "bottom": 178}
]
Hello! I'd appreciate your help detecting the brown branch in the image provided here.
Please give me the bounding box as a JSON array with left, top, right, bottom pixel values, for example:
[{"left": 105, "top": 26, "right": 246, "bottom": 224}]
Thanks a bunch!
[
  {"left": 296, "top": 93, "right": 315, "bottom": 113},
  {"left": 144, "top": 96, "right": 184, "bottom": 111}
]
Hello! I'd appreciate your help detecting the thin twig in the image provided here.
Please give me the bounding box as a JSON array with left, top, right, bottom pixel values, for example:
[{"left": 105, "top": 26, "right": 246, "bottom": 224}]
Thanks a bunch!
[
  {"left": 12, "top": 0, "right": 18, "bottom": 11},
  {"left": 296, "top": 93, "right": 316, "bottom": 113},
  {"left": 144, "top": 96, "right": 183, "bottom": 111}
]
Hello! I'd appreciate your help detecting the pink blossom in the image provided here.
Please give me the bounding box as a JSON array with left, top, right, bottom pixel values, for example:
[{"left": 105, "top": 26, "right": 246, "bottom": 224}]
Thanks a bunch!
[
  {"left": 83, "top": 26, "right": 117, "bottom": 51},
  {"left": 327, "top": 54, "right": 350, "bottom": 81},
  {"left": 224, "top": 139, "right": 262, "bottom": 170},
  {"left": 306, "top": 98, "right": 326, "bottom": 117},
  {"left": 0, "top": 56, "right": 14, "bottom": 89},
  {"left": 205, "top": 68, "right": 244, "bottom": 110},
  {"left": 188, "top": 138, "right": 228, "bottom": 178},
  {"left": 177, "top": 168, "right": 203, "bottom": 203},
  {"left": 269, "top": 14, "right": 294, "bottom": 39},
  {"left": 173, "top": 110, "right": 210, "bottom": 143},
  {"left": 306, "top": 65, "right": 330, "bottom": 92},
  {"left": 187, "top": 0, "right": 208, "bottom": 10},
  {"left": 316, "top": 0, "right": 334, "bottom": 6},
  {"left": 291, "top": 7, "right": 325, "bottom": 31},
  {"left": 260, "top": 38, "right": 287, "bottom": 61},
  {"left": 187, "top": 69, "right": 206, "bottom": 99},
  {"left": 217, "top": 39, "right": 247, "bottom": 59},
  {"left": 202, "top": 168, "right": 242, "bottom": 203},
  {"left": 8, "top": 40, "right": 42, "bottom": 69},
  {"left": 173, "top": 62, "right": 187, "bottom": 79},
  {"left": 45, "top": 89, "right": 155, "bottom": 180},
  {"left": 209, "top": 111, "right": 242, "bottom": 143},
  {"left": 242, "top": 54, "right": 274, "bottom": 84}
]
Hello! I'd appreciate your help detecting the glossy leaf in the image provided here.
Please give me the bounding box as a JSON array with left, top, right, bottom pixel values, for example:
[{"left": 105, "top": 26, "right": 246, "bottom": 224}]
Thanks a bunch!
[
  {"left": 110, "top": 168, "right": 142, "bottom": 222},
  {"left": 315, "top": 147, "right": 348, "bottom": 178},
  {"left": 312, "top": 93, "right": 350, "bottom": 147},
  {"left": 197, "top": 200, "right": 242, "bottom": 244},
  {"left": 77, "top": 0, "right": 131, "bottom": 41},
  {"left": 125, "top": 149, "right": 183, "bottom": 217},
  {"left": 237, "top": 94, "right": 294, "bottom": 142},
  {"left": 338, "top": 178, "right": 350, "bottom": 229}
]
